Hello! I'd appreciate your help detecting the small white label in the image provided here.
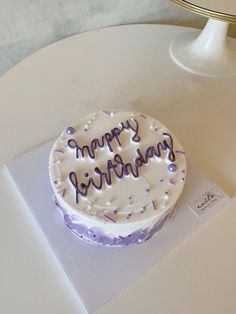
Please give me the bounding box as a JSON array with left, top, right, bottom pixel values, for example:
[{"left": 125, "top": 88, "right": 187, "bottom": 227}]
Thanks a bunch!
[{"left": 189, "top": 187, "right": 224, "bottom": 216}]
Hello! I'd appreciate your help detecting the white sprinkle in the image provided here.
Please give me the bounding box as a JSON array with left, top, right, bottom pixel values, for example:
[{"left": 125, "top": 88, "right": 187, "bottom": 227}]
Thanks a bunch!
[
  {"left": 55, "top": 181, "right": 66, "bottom": 193},
  {"left": 51, "top": 164, "right": 61, "bottom": 181},
  {"left": 168, "top": 179, "right": 175, "bottom": 186}
]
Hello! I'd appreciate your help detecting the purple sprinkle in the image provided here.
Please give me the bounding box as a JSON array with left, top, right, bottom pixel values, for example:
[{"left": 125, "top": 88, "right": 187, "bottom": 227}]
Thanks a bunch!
[
  {"left": 62, "top": 188, "right": 66, "bottom": 197},
  {"left": 66, "top": 127, "right": 75, "bottom": 135},
  {"left": 54, "top": 149, "right": 64, "bottom": 153},
  {"left": 160, "top": 178, "right": 164, "bottom": 182},
  {"left": 181, "top": 169, "right": 186, "bottom": 174},
  {"left": 84, "top": 172, "right": 89, "bottom": 177},
  {"left": 140, "top": 114, "right": 147, "bottom": 119},
  {"left": 141, "top": 207, "right": 145, "bottom": 214},
  {"left": 168, "top": 163, "right": 177, "bottom": 173},
  {"left": 54, "top": 180, "right": 58, "bottom": 184},
  {"left": 102, "top": 110, "right": 112, "bottom": 116},
  {"left": 55, "top": 196, "right": 59, "bottom": 206},
  {"left": 145, "top": 188, "right": 150, "bottom": 193},
  {"left": 176, "top": 150, "right": 186, "bottom": 155},
  {"left": 128, "top": 196, "right": 133, "bottom": 200},
  {"left": 104, "top": 215, "right": 116, "bottom": 223},
  {"left": 182, "top": 177, "right": 185, "bottom": 181},
  {"left": 113, "top": 209, "right": 118, "bottom": 215},
  {"left": 152, "top": 201, "right": 157, "bottom": 210},
  {"left": 126, "top": 213, "right": 132, "bottom": 219},
  {"left": 165, "top": 191, "right": 169, "bottom": 195},
  {"left": 84, "top": 128, "right": 88, "bottom": 132},
  {"left": 154, "top": 127, "right": 158, "bottom": 132},
  {"left": 169, "top": 179, "right": 175, "bottom": 186}
]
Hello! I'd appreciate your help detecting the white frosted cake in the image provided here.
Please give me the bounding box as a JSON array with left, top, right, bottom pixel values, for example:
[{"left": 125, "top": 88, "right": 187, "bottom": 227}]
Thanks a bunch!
[{"left": 49, "top": 110, "right": 186, "bottom": 246}]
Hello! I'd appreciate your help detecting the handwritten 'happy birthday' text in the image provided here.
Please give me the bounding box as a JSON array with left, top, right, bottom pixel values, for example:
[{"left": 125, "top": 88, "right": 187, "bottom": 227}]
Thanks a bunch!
[{"left": 67, "top": 117, "right": 175, "bottom": 203}]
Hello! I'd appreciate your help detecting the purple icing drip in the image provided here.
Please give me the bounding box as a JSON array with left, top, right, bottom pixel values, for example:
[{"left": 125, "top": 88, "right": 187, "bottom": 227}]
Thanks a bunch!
[{"left": 54, "top": 198, "right": 174, "bottom": 247}]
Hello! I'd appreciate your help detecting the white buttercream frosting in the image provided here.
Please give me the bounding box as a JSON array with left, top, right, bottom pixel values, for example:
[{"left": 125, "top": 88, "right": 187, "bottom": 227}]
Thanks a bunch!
[{"left": 49, "top": 110, "right": 186, "bottom": 238}]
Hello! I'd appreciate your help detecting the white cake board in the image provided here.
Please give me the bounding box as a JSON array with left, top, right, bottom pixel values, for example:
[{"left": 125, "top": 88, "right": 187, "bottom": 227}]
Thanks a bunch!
[{"left": 5, "top": 141, "right": 230, "bottom": 314}]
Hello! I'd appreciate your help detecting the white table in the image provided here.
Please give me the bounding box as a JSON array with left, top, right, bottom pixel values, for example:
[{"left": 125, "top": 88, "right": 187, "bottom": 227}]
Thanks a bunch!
[{"left": 0, "top": 24, "right": 236, "bottom": 314}]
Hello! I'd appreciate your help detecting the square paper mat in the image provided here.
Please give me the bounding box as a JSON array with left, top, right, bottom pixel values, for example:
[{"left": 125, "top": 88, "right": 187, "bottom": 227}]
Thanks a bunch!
[{"left": 5, "top": 141, "right": 230, "bottom": 313}]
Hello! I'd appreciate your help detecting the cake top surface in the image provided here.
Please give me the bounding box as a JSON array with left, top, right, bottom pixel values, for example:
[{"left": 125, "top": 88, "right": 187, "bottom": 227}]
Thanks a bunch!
[{"left": 49, "top": 110, "right": 186, "bottom": 225}]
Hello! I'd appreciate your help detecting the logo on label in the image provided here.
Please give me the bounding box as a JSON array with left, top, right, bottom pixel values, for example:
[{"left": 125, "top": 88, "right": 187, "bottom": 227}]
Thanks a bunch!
[{"left": 189, "top": 187, "right": 224, "bottom": 216}]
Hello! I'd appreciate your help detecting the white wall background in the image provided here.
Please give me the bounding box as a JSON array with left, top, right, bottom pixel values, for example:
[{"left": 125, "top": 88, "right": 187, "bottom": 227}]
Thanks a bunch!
[{"left": 0, "top": 0, "right": 235, "bottom": 77}]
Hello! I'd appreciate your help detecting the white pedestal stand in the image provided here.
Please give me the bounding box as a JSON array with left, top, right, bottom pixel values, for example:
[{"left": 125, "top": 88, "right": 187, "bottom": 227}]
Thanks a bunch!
[{"left": 170, "top": 18, "right": 236, "bottom": 77}]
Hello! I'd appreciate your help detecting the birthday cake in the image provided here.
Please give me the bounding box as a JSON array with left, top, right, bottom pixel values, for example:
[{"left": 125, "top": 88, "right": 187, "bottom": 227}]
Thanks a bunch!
[{"left": 49, "top": 110, "right": 186, "bottom": 246}]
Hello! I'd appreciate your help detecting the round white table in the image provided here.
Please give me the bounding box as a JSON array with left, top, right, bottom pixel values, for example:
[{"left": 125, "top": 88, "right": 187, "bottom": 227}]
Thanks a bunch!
[{"left": 0, "top": 24, "right": 235, "bottom": 314}]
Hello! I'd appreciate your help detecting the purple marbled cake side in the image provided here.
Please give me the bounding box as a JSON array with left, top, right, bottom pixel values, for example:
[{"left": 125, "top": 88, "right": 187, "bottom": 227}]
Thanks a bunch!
[{"left": 55, "top": 198, "right": 174, "bottom": 247}]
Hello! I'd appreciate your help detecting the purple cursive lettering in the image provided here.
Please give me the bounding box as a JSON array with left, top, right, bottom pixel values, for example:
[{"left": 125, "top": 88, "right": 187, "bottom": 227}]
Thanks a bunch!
[
  {"left": 67, "top": 117, "right": 140, "bottom": 159},
  {"left": 69, "top": 133, "right": 175, "bottom": 199}
]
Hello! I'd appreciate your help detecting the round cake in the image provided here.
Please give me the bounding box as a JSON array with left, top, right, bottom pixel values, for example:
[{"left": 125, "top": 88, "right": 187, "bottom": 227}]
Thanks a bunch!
[{"left": 49, "top": 110, "right": 186, "bottom": 246}]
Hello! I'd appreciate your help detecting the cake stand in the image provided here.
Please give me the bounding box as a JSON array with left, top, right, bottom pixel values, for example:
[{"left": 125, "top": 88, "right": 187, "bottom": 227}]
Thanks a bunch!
[{"left": 170, "top": 0, "right": 236, "bottom": 76}]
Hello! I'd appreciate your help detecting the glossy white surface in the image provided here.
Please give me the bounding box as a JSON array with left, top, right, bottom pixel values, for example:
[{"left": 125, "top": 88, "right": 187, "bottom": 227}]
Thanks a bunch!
[{"left": 0, "top": 25, "right": 236, "bottom": 314}]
